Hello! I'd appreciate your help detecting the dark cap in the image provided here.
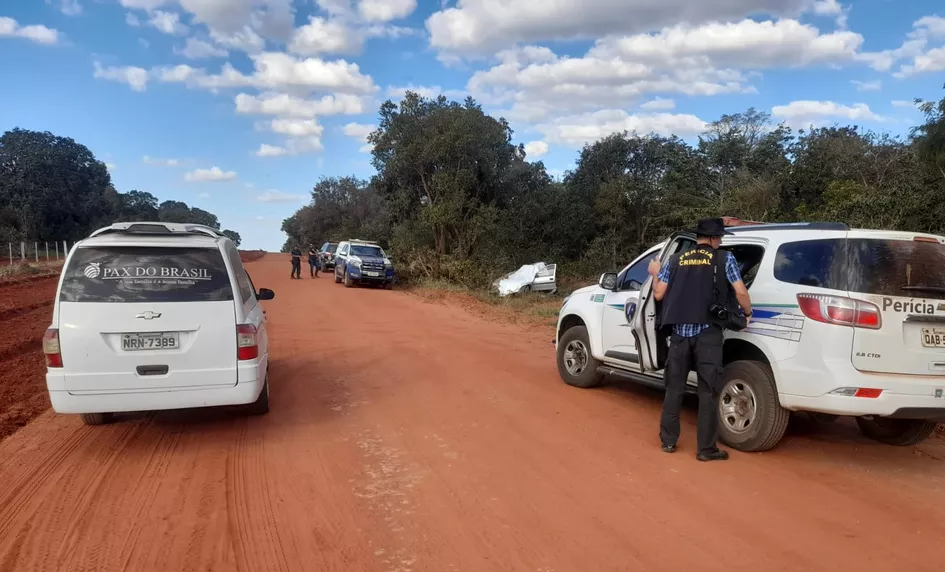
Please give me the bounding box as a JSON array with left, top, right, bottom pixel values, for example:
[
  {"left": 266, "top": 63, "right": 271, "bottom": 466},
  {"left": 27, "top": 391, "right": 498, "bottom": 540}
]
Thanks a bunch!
[{"left": 691, "top": 217, "right": 733, "bottom": 237}]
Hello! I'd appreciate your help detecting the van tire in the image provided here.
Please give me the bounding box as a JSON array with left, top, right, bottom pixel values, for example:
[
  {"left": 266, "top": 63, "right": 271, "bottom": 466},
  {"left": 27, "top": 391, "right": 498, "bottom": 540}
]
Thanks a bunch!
[
  {"left": 80, "top": 412, "right": 111, "bottom": 426},
  {"left": 247, "top": 378, "right": 270, "bottom": 416},
  {"left": 718, "top": 360, "right": 790, "bottom": 452},
  {"left": 556, "top": 326, "right": 601, "bottom": 389},
  {"left": 344, "top": 269, "right": 354, "bottom": 288},
  {"left": 854, "top": 417, "right": 936, "bottom": 446}
]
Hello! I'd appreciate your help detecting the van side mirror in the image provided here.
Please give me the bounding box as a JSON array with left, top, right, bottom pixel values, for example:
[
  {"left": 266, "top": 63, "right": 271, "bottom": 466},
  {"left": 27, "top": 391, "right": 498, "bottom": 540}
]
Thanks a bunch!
[
  {"left": 257, "top": 288, "right": 275, "bottom": 300},
  {"left": 599, "top": 272, "right": 618, "bottom": 290}
]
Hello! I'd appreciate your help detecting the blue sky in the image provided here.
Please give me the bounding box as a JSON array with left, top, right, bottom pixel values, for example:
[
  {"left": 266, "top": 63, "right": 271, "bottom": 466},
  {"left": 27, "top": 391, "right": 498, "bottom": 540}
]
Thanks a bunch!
[{"left": 1, "top": 0, "right": 943, "bottom": 250}]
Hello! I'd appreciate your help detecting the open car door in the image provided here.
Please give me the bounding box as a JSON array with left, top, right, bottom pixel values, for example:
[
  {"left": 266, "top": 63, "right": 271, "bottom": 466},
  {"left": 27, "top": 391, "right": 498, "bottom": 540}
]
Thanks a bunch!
[{"left": 631, "top": 232, "right": 697, "bottom": 372}]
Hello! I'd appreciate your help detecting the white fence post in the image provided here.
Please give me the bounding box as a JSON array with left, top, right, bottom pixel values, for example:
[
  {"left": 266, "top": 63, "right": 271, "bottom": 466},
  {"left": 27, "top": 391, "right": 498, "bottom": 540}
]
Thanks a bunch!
[
  {"left": 34, "top": 242, "right": 38, "bottom": 262},
  {"left": 55, "top": 241, "right": 59, "bottom": 259},
  {"left": 7, "top": 243, "right": 11, "bottom": 265},
  {"left": 63, "top": 240, "right": 67, "bottom": 257},
  {"left": 20, "top": 242, "right": 25, "bottom": 261},
  {"left": 45, "top": 242, "right": 49, "bottom": 261}
]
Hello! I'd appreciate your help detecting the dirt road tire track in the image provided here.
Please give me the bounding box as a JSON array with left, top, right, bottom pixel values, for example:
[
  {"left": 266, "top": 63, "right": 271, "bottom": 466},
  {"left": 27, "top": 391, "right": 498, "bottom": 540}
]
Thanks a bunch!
[{"left": 0, "top": 255, "right": 943, "bottom": 571}]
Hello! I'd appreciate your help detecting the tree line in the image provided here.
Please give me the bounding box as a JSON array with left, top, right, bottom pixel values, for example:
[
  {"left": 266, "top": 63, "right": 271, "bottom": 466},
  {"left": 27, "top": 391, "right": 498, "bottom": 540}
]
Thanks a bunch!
[
  {"left": 283, "top": 85, "right": 942, "bottom": 289},
  {"left": 0, "top": 128, "right": 241, "bottom": 246}
]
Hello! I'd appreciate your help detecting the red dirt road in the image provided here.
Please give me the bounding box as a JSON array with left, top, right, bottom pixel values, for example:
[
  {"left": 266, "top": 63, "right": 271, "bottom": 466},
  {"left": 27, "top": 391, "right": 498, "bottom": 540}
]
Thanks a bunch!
[{"left": 1, "top": 254, "right": 944, "bottom": 572}]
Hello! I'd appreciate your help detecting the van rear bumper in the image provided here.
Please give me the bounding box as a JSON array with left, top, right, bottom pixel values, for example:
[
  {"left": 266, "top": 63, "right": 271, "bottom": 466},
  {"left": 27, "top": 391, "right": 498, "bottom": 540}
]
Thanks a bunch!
[{"left": 46, "top": 375, "right": 264, "bottom": 414}]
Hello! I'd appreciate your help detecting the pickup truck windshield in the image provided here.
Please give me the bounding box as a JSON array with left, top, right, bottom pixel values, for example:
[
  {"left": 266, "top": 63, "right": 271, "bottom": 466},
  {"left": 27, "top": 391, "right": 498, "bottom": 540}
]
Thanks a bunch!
[{"left": 350, "top": 245, "right": 383, "bottom": 257}]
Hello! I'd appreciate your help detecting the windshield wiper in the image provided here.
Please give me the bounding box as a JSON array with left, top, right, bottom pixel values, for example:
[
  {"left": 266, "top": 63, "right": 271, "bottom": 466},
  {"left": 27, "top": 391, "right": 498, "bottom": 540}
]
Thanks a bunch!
[{"left": 901, "top": 285, "right": 945, "bottom": 293}]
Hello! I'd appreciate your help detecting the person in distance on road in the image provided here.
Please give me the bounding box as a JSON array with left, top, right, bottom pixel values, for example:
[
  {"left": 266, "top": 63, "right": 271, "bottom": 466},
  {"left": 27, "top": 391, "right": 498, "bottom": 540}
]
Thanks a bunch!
[
  {"left": 290, "top": 245, "right": 302, "bottom": 279},
  {"left": 308, "top": 245, "right": 319, "bottom": 278},
  {"left": 646, "top": 217, "right": 753, "bottom": 462}
]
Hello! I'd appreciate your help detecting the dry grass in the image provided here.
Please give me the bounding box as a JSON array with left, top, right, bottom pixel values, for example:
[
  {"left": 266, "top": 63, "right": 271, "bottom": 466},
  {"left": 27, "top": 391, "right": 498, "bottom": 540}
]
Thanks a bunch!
[{"left": 0, "top": 261, "right": 64, "bottom": 282}]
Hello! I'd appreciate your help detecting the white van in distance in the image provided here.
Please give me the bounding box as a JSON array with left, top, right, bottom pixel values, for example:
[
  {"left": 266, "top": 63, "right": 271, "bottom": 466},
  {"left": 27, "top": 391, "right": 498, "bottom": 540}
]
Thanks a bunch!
[{"left": 44, "top": 222, "right": 274, "bottom": 425}]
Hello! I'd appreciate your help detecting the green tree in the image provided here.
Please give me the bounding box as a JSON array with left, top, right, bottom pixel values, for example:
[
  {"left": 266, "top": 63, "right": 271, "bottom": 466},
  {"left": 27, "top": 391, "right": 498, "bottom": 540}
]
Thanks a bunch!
[{"left": 221, "top": 229, "right": 241, "bottom": 246}]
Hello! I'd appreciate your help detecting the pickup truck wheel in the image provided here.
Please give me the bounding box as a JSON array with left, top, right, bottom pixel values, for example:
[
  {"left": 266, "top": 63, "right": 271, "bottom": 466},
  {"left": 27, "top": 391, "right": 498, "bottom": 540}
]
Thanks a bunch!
[
  {"left": 247, "top": 377, "right": 270, "bottom": 416},
  {"left": 854, "top": 417, "right": 936, "bottom": 446},
  {"left": 556, "top": 326, "right": 601, "bottom": 389},
  {"left": 343, "top": 269, "right": 354, "bottom": 288},
  {"left": 717, "top": 360, "right": 790, "bottom": 452},
  {"left": 80, "top": 412, "right": 112, "bottom": 426}
]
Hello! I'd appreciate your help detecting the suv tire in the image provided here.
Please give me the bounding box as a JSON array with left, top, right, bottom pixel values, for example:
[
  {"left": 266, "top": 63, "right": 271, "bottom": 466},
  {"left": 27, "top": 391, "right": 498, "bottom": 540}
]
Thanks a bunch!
[
  {"left": 247, "top": 378, "right": 270, "bottom": 416},
  {"left": 718, "top": 360, "right": 790, "bottom": 452},
  {"left": 334, "top": 269, "right": 342, "bottom": 284},
  {"left": 80, "top": 412, "right": 112, "bottom": 426},
  {"left": 854, "top": 417, "right": 936, "bottom": 446},
  {"left": 557, "top": 326, "right": 602, "bottom": 389},
  {"left": 344, "top": 269, "right": 354, "bottom": 288}
]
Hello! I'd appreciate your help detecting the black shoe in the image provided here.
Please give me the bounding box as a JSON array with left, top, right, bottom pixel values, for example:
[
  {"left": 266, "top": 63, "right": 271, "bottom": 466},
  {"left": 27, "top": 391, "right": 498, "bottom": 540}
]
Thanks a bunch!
[
  {"left": 696, "top": 449, "right": 729, "bottom": 462},
  {"left": 661, "top": 444, "right": 676, "bottom": 453}
]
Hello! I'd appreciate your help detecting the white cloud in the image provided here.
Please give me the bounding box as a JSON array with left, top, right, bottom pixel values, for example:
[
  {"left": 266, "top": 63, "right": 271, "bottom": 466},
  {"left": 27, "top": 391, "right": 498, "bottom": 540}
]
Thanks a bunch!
[
  {"left": 148, "top": 10, "right": 189, "bottom": 36},
  {"left": 93, "top": 61, "right": 149, "bottom": 91},
  {"left": 0, "top": 17, "right": 61, "bottom": 45},
  {"left": 771, "top": 100, "right": 886, "bottom": 128},
  {"left": 197, "top": 192, "right": 210, "bottom": 199},
  {"left": 58, "top": 0, "right": 83, "bottom": 16},
  {"left": 105, "top": 162, "right": 117, "bottom": 170},
  {"left": 891, "top": 99, "right": 918, "bottom": 109},
  {"left": 536, "top": 110, "right": 708, "bottom": 147},
  {"left": 120, "top": 0, "right": 296, "bottom": 44},
  {"left": 209, "top": 26, "right": 265, "bottom": 53},
  {"left": 184, "top": 166, "right": 238, "bottom": 182},
  {"left": 358, "top": 0, "right": 417, "bottom": 22},
  {"left": 640, "top": 98, "right": 675, "bottom": 110},
  {"left": 269, "top": 118, "right": 324, "bottom": 137},
  {"left": 850, "top": 79, "right": 881, "bottom": 91},
  {"left": 426, "top": 0, "right": 814, "bottom": 54},
  {"left": 126, "top": 13, "right": 141, "bottom": 27},
  {"left": 235, "top": 91, "right": 365, "bottom": 117},
  {"left": 523, "top": 140, "right": 549, "bottom": 158},
  {"left": 143, "top": 155, "right": 181, "bottom": 166},
  {"left": 858, "top": 15, "right": 945, "bottom": 77},
  {"left": 256, "top": 143, "right": 287, "bottom": 157},
  {"left": 289, "top": 16, "right": 362, "bottom": 55},
  {"left": 385, "top": 84, "right": 466, "bottom": 100},
  {"left": 467, "top": 19, "right": 860, "bottom": 122},
  {"left": 343, "top": 122, "right": 374, "bottom": 152},
  {"left": 256, "top": 190, "right": 305, "bottom": 202},
  {"left": 810, "top": 0, "right": 847, "bottom": 28},
  {"left": 175, "top": 37, "right": 228, "bottom": 59}
]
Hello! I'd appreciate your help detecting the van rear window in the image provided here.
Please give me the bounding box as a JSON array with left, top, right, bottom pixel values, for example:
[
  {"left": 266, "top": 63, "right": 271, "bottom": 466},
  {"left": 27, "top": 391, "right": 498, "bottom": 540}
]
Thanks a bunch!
[
  {"left": 774, "top": 238, "right": 945, "bottom": 300},
  {"left": 60, "top": 246, "right": 234, "bottom": 303}
]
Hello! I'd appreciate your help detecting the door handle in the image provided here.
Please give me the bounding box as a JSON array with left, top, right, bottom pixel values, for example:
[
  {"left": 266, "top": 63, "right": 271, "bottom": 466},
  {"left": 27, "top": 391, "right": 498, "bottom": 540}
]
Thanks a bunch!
[{"left": 136, "top": 365, "right": 169, "bottom": 376}]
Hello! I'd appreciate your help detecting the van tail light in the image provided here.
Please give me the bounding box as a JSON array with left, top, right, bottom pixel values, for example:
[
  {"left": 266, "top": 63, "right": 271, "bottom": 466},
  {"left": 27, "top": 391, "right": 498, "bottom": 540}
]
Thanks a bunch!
[
  {"left": 236, "top": 324, "right": 259, "bottom": 360},
  {"left": 797, "top": 294, "right": 882, "bottom": 329},
  {"left": 43, "top": 328, "right": 63, "bottom": 368}
]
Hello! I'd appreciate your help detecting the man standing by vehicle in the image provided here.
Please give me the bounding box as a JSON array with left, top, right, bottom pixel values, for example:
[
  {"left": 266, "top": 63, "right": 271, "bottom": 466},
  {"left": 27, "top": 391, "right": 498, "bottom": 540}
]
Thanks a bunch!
[
  {"left": 290, "top": 245, "right": 302, "bottom": 279},
  {"left": 307, "top": 245, "right": 319, "bottom": 278},
  {"left": 647, "top": 217, "right": 753, "bottom": 461}
]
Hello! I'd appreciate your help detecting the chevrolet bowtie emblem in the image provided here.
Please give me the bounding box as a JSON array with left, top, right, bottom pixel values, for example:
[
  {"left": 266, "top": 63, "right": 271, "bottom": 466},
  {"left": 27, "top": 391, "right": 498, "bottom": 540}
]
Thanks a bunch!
[{"left": 135, "top": 311, "right": 162, "bottom": 320}]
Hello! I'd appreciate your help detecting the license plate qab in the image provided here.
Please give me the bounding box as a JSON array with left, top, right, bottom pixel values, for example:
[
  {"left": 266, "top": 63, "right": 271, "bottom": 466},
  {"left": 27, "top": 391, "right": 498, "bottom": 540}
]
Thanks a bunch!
[
  {"left": 366, "top": 271, "right": 380, "bottom": 277},
  {"left": 921, "top": 328, "right": 945, "bottom": 348},
  {"left": 122, "top": 332, "right": 179, "bottom": 351}
]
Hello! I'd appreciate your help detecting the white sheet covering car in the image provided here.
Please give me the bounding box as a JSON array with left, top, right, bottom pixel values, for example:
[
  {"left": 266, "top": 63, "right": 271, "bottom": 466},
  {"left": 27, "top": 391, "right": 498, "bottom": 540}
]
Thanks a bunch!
[
  {"left": 494, "top": 262, "right": 557, "bottom": 296},
  {"left": 44, "top": 222, "right": 275, "bottom": 425},
  {"left": 555, "top": 221, "right": 945, "bottom": 452}
]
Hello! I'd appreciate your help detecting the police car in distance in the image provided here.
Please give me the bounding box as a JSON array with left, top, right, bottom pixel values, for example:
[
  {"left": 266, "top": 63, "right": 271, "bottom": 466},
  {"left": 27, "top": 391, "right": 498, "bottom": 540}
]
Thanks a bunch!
[
  {"left": 555, "top": 220, "right": 945, "bottom": 452},
  {"left": 44, "top": 222, "right": 275, "bottom": 425},
  {"left": 317, "top": 241, "right": 338, "bottom": 272},
  {"left": 333, "top": 239, "right": 396, "bottom": 289}
]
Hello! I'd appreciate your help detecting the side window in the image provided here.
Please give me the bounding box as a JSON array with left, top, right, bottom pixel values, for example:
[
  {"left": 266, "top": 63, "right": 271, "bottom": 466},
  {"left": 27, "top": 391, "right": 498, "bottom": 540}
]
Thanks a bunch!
[
  {"left": 226, "top": 248, "right": 254, "bottom": 304},
  {"left": 621, "top": 253, "right": 655, "bottom": 291},
  {"left": 773, "top": 239, "right": 845, "bottom": 289},
  {"left": 720, "top": 244, "right": 766, "bottom": 289},
  {"left": 338, "top": 244, "right": 348, "bottom": 256}
]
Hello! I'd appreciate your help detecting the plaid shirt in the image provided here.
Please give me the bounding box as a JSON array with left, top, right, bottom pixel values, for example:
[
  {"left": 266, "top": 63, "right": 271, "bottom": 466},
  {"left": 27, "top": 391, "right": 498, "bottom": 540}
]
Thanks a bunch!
[{"left": 657, "top": 250, "right": 742, "bottom": 338}]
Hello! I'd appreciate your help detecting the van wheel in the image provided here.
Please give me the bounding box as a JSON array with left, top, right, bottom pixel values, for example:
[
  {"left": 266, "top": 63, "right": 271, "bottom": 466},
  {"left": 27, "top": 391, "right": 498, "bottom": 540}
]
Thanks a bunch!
[
  {"left": 80, "top": 412, "right": 112, "bottom": 426},
  {"left": 344, "top": 269, "right": 354, "bottom": 288},
  {"left": 556, "top": 326, "right": 601, "bottom": 389},
  {"left": 247, "top": 378, "right": 270, "bottom": 416},
  {"left": 718, "top": 360, "right": 790, "bottom": 452},
  {"left": 855, "top": 417, "right": 936, "bottom": 446}
]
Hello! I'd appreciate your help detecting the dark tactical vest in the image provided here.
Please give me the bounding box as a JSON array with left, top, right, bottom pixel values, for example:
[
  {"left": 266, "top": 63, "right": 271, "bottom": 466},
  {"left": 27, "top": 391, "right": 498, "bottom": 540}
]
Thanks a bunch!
[{"left": 660, "top": 246, "right": 726, "bottom": 327}]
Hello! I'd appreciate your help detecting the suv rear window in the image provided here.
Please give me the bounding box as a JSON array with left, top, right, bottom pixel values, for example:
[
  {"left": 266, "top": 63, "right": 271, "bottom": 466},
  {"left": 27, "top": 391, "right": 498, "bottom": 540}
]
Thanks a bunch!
[
  {"left": 774, "top": 238, "right": 945, "bottom": 300},
  {"left": 60, "top": 246, "right": 234, "bottom": 303}
]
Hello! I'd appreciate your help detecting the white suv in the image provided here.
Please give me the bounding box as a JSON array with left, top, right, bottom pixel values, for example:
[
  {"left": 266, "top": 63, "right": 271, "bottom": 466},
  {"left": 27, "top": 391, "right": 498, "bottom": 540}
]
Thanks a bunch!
[
  {"left": 44, "top": 222, "right": 274, "bottom": 425},
  {"left": 555, "top": 222, "right": 945, "bottom": 451}
]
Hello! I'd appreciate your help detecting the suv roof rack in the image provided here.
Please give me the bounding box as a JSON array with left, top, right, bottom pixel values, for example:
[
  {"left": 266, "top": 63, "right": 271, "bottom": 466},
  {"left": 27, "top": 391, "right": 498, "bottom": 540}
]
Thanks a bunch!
[
  {"left": 726, "top": 222, "right": 850, "bottom": 232},
  {"left": 348, "top": 238, "right": 379, "bottom": 245},
  {"left": 88, "top": 222, "right": 225, "bottom": 239}
]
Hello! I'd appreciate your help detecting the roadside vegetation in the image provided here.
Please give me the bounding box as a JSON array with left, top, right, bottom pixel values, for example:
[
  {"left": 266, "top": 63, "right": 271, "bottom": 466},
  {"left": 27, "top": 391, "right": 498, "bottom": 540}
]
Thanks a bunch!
[{"left": 282, "top": 86, "right": 945, "bottom": 294}]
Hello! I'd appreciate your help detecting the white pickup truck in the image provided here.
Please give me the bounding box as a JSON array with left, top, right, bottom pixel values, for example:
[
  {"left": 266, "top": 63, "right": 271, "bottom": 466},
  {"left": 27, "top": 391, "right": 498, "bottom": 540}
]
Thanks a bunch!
[{"left": 555, "top": 221, "right": 945, "bottom": 452}]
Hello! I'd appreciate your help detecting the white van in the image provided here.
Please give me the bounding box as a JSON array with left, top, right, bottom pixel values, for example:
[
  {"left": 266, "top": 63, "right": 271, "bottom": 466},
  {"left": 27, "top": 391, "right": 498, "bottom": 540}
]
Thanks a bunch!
[{"left": 44, "top": 222, "right": 274, "bottom": 425}]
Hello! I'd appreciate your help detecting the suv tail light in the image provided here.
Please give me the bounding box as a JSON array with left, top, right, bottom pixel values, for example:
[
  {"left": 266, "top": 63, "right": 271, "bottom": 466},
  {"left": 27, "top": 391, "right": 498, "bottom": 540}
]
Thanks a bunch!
[
  {"left": 236, "top": 324, "right": 259, "bottom": 360},
  {"left": 797, "top": 294, "right": 882, "bottom": 329},
  {"left": 43, "top": 328, "right": 63, "bottom": 368}
]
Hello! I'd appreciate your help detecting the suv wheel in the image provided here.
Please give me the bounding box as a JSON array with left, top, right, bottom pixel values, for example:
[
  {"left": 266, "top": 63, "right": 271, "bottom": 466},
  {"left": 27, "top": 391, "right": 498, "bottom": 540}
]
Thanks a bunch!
[
  {"left": 80, "top": 412, "right": 112, "bottom": 426},
  {"left": 717, "top": 360, "right": 790, "bottom": 452},
  {"left": 334, "top": 268, "right": 342, "bottom": 284},
  {"left": 247, "top": 377, "right": 270, "bottom": 416},
  {"left": 343, "top": 269, "right": 354, "bottom": 288},
  {"left": 556, "top": 326, "right": 601, "bottom": 388},
  {"left": 854, "top": 417, "right": 936, "bottom": 446}
]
